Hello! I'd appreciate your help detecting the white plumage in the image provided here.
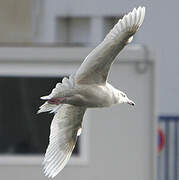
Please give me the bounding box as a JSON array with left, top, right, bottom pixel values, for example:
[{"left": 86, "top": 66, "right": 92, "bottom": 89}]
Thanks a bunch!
[
  {"left": 38, "top": 6, "right": 145, "bottom": 178},
  {"left": 43, "top": 105, "right": 86, "bottom": 178}
]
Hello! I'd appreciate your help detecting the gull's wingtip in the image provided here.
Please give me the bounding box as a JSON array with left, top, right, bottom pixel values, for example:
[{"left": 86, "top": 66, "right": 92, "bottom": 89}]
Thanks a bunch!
[
  {"left": 132, "top": 6, "right": 146, "bottom": 28},
  {"left": 136, "top": 6, "right": 146, "bottom": 10},
  {"left": 134, "top": 6, "right": 146, "bottom": 16},
  {"left": 105, "top": 5, "right": 146, "bottom": 42}
]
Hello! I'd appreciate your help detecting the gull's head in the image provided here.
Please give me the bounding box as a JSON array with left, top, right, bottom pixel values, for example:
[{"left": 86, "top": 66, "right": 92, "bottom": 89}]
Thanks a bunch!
[{"left": 115, "top": 90, "right": 135, "bottom": 106}]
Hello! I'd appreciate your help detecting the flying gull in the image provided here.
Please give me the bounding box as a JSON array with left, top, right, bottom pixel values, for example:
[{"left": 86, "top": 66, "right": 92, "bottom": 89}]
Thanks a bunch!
[{"left": 38, "top": 6, "right": 145, "bottom": 178}]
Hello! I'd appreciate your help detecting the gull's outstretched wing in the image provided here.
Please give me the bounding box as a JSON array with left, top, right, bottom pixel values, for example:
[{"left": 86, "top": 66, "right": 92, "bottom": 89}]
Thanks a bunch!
[
  {"left": 75, "top": 6, "right": 145, "bottom": 85},
  {"left": 43, "top": 104, "right": 86, "bottom": 178}
]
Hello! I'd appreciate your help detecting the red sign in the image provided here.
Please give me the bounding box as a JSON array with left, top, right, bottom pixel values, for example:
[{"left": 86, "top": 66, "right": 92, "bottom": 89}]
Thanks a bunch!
[{"left": 158, "top": 128, "right": 166, "bottom": 152}]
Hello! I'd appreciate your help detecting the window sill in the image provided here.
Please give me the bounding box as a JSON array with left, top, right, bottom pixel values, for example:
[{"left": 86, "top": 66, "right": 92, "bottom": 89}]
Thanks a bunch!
[{"left": 0, "top": 154, "right": 88, "bottom": 166}]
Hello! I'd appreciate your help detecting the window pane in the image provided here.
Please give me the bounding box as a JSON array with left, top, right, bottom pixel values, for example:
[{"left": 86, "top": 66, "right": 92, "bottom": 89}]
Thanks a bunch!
[{"left": 0, "top": 76, "right": 79, "bottom": 155}]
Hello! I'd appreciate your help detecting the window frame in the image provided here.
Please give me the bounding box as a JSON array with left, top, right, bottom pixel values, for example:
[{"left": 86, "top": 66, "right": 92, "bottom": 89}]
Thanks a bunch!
[{"left": 0, "top": 47, "right": 90, "bottom": 166}]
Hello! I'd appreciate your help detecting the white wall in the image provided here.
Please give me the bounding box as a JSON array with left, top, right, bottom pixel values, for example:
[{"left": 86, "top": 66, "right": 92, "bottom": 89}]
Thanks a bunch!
[{"left": 0, "top": 46, "right": 157, "bottom": 180}]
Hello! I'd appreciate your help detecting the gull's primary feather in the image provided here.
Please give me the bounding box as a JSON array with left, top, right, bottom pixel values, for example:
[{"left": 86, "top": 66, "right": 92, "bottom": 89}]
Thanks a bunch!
[
  {"left": 43, "top": 104, "right": 86, "bottom": 178},
  {"left": 75, "top": 6, "right": 145, "bottom": 85}
]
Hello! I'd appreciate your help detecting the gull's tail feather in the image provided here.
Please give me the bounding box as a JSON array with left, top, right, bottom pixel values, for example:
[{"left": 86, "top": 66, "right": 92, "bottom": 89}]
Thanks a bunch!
[
  {"left": 38, "top": 75, "right": 75, "bottom": 114},
  {"left": 40, "top": 74, "right": 75, "bottom": 100},
  {"left": 105, "top": 6, "right": 145, "bottom": 43},
  {"left": 37, "top": 102, "right": 62, "bottom": 114}
]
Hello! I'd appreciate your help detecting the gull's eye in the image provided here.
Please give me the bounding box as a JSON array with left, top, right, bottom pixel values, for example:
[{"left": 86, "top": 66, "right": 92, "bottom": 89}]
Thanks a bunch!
[{"left": 121, "top": 93, "right": 126, "bottom": 97}]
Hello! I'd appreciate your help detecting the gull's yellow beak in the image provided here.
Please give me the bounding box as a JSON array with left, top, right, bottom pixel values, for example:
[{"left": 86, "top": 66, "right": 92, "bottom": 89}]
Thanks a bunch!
[{"left": 127, "top": 100, "right": 135, "bottom": 106}]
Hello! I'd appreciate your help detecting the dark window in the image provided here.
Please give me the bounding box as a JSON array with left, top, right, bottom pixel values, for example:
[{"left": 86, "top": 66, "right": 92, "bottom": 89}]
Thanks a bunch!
[{"left": 0, "top": 76, "right": 79, "bottom": 155}]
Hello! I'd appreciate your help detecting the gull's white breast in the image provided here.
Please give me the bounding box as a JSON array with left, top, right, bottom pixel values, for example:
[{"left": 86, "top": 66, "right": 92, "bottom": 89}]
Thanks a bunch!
[{"left": 66, "top": 83, "right": 116, "bottom": 108}]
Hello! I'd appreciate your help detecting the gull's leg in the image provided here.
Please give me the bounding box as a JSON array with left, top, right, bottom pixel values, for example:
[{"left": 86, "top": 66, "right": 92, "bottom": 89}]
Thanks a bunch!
[{"left": 48, "top": 97, "right": 66, "bottom": 105}]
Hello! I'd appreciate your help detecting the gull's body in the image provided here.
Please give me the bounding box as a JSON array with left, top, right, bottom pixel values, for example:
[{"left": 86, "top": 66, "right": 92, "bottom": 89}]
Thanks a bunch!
[
  {"left": 47, "top": 83, "right": 117, "bottom": 108},
  {"left": 38, "top": 6, "right": 145, "bottom": 178}
]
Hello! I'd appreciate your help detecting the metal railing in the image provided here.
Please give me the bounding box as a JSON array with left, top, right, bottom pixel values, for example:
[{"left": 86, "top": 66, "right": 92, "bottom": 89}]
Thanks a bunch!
[{"left": 158, "top": 116, "right": 179, "bottom": 180}]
